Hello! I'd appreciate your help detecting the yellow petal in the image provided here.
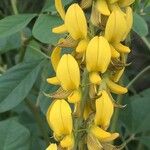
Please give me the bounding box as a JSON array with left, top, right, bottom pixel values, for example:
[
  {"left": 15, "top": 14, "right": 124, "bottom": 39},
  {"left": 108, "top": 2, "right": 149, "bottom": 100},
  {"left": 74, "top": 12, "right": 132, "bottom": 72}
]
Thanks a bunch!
[
  {"left": 65, "top": 4, "right": 87, "bottom": 40},
  {"left": 51, "top": 47, "right": 61, "bottom": 71},
  {"left": 90, "top": 126, "right": 119, "bottom": 142},
  {"left": 46, "top": 99, "right": 73, "bottom": 136},
  {"left": 111, "top": 68, "right": 125, "bottom": 82},
  {"left": 106, "top": 79, "right": 128, "bottom": 94},
  {"left": 52, "top": 24, "right": 67, "bottom": 34},
  {"left": 60, "top": 134, "right": 74, "bottom": 148},
  {"left": 68, "top": 90, "right": 81, "bottom": 103},
  {"left": 76, "top": 39, "right": 89, "bottom": 53},
  {"left": 94, "top": 90, "right": 114, "bottom": 129},
  {"left": 57, "top": 54, "right": 80, "bottom": 90},
  {"left": 96, "top": 0, "right": 110, "bottom": 16},
  {"left": 113, "top": 43, "right": 131, "bottom": 53},
  {"left": 89, "top": 72, "right": 102, "bottom": 85},
  {"left": 86, "top": 36, "right": 111, "bottom": 73},
  {"left": 47, "top": 77, "right": 60, "bottom": 85},
  {"left": 110, "top": 44, "right": 120, "bottom": 58},
  {"left": 105, "top": 10, "right": 127, "bottom": 43},
  {"left": 46, "top": 143, "right": 57, "bottom": 150},
  {"left": 55, "top": 0, "right": 65, "bottom": 20},
  {"left": 118, "top": 0, "right": 135, "bottom": 7},
  {"left": 108, "top": 0, "right": 119, "bottom": 3},
  {"left": 122, "top": 7, "right": 133, "bottom": 40}
]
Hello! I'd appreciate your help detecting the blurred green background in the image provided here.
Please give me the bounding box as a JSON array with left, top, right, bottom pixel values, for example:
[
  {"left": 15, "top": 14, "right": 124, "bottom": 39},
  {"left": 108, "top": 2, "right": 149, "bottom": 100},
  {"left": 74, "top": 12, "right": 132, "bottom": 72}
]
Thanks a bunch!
[{"left": 0, "top": 0, "right": 150, "bottom": 150}]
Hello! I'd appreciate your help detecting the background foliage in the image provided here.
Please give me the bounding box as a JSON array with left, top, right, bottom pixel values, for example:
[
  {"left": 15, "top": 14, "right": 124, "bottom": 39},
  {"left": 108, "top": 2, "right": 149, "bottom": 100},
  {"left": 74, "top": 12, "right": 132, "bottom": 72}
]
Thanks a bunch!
[{"left": 0, "top": 0, "right": 149, "bottom": 149}]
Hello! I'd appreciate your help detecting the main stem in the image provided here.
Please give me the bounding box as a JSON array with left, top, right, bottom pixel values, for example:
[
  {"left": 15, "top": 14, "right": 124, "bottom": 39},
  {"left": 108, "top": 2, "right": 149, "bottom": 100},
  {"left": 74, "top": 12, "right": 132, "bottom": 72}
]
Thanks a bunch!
[{"left": 74, "top": 69, "right": 89, "bottom": 150}]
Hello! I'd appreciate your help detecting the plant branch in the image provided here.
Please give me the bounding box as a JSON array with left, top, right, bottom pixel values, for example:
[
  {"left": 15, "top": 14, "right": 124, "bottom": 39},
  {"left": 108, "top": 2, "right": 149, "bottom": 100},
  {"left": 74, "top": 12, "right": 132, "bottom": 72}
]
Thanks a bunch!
[
  {"left": 141, "top": 36, "right": 150, "bottom": 51},
  {"left": 127, "top": 65, "right": 150, "bottom": 88},
  {"left": 10, "top": 0, "right": 18, "bottom": 15}
]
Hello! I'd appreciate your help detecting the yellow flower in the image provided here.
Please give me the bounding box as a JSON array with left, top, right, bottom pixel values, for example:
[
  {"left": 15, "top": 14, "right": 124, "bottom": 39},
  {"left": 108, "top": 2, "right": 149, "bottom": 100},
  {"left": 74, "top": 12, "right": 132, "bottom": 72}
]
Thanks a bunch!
[
  {"left": 86, "top": 36, "right": 111, "bottom": 73},
  {"left": 90, "top": 125, "right": 119, "bottom": 142},
  {"left": 105, "top": 10, "right": 127, "bottom": 43},
  {"left": 46, "top": 143, "right": 57, "bottom": 150},
  {"left": 53, "top": 3, "right": 87, "bottom": 40},
  {"left": 46, "top": 99, "right": 73, "bottom": 137},
  {"left": 106, "top": 78, "right": 128, "bottom": 94},
  {"left": 94, "top": 90, "right": 114, "bottom": 130},
  {"left": 47, "top": 54, "right": 80, "bottom": 91}
]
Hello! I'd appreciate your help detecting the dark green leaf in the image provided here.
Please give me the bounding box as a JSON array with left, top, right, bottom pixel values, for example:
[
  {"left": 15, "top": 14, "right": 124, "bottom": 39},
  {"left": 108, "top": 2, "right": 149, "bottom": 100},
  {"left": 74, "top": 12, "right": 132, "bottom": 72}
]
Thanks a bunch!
[
  {"left": 0, "top": 119, "right": 30, "bottom": 150},
  {"left": 133, "top": 13, "right": 148, "bottom": 37},
  {"left": 24, "top": 40, "right": 46, "bottom": 61},
  {"left": 0, "top": 14, "right": 36, "bottom": 38},
  {"left": 0, "top": 60, "right": 46, "bottom": 113},
  {"left": 32, "top": 14, "right": 63, "bottom": 45},
  {"left": 121, "top": 89, "right": 150, "bottom": 134}
]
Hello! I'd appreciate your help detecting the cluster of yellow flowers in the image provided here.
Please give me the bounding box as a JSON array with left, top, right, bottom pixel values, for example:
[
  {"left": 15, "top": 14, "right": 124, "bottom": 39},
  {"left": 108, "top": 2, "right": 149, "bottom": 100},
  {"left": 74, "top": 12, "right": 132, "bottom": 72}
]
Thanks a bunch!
[{"left": 46, "top": 0, "right": 134, "bottom": 149}]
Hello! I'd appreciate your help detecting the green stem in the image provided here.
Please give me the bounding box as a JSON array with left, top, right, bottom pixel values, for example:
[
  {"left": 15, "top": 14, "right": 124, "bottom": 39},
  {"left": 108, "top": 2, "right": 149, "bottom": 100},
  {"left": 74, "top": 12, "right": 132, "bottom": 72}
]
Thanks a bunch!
[
  {"left": 127, "top": 65, "right": 150, "bottom": 88},
  {"left": 25, "top": 99, "right": 49, "bottom": 146},
  {"left": 74, "top": 69, "right": 89, "bottom": 150},
  {"left": 10, "top": 0, "right": 18, "bottom": 15},
  {"left": 119, "top": 134, "right": 135, "bottom": 150}
]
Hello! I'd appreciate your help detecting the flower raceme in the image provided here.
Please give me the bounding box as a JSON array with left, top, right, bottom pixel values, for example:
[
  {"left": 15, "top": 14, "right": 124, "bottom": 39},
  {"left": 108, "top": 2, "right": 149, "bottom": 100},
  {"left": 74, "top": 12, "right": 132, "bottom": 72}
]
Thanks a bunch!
[{"left": 45, "top": 0, "right": 134, "bottom": 149}]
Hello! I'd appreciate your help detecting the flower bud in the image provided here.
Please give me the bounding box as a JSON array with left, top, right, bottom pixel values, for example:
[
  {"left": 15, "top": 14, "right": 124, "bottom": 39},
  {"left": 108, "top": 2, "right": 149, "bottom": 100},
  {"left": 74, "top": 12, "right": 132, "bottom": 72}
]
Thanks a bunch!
[
  {"left": 46, "top": 99, "right": 73, "bottom": 137},
  {"left": 94, "top": 90, "right": 114, "bottom": 129},
  {"left": 86, "top": 36, "right": 111, "bottom": 73}
]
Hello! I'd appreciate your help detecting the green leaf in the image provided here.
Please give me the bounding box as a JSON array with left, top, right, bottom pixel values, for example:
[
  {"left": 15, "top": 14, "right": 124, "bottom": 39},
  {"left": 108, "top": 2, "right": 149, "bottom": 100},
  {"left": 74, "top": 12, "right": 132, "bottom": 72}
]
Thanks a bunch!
[
  {"left": 0, "top": 14, "right": 36, "bottom": 38},
  {"left": 121, "top": 88, "right": 150, "bottom": 134},
  {"left": 0, "top": 119, "right": 30, "bottom": 150},
  {"left": 42, "top": 0, "right": 73, "bottom": 12},
  {"left": 24, "top": 40, "right": 46, "bottom": 61},
  {"left": 32, "top": 14, "right": 63, "bottom": 45},
  {"left": 132, "top": 13, "right": 148, "bottom": 37},
  {"left": 137, "top": 136, "right": 150, "bottom": 149},
  {"left": 0, "top": 60, "right": 46, "bottom": 113}
]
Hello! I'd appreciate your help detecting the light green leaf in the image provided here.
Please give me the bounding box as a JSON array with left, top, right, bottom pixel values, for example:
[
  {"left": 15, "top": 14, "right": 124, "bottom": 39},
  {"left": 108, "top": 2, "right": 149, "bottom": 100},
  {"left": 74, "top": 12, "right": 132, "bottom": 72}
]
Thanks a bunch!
[
  {"left": 0, "top": 14, "right": 36, "bottom": 38},
  {"left": 0, "top": 60, "right": 47, "bottom": 113},
  {"left": 32, "top": 14, "right": 63, "bottom": 45},
  {"left": 0, "top": 119, "right": 30, "bottom": 150},
  {"left": 133, "top": 13, "right": 148, "bottom": 37}
]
